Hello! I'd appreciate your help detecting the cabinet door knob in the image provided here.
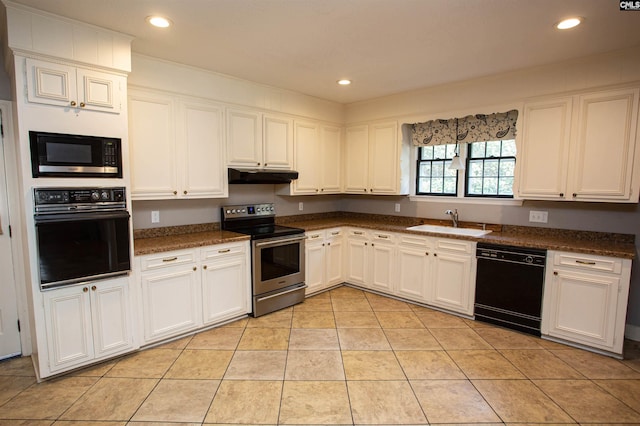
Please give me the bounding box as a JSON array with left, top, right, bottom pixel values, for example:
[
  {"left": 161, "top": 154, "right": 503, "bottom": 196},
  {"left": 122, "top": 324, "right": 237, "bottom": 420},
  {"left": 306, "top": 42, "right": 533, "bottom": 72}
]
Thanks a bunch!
[
  {"left": 572, "top": 193, "right": 577, "bottom": 198},
  {"left": 257, "top": 162, "right": 261, "bottom": 166},
  {"left": 183, "top": 190, "right": 187, "bottom": 195},
  {"left": 434, "top": 253, "right": 438, "bottom": 257},
  {"left": 553, "top": 271, "right": 558, "bottom": 275},
  {"left": 173, "top": 190, "right": 178, "bottom": 195},
  {"left": 203, "top": 265, "right": 207, "bottom": 270},
  {"left": 83, "top": 287, "right": 88, "bottom": 292},
  {"left": 363, "top": 188, "right": 367, "bottom": 192},
  {"left": 264, "top": 163, "right": 267, "bottom": 166},
  {"left": 193, "top": 266, "right": 197, "bottom": 271},
  {"left": 426, "top": 252, "right": 429, "bottom": 256},
  {"left": 91, "top": 285, "right": 97, "bottom": 291},
  {"left": 327, "top": 242, "right": 330, "bottom": 246},
  {"left": 70, "top": 101, "right": 77, "bottom": 107},
  {"left": 322, "top": 243, "right": 325, "bottom": 246},
  {"left": 79, "top": 102, "right": 86, "bottom": 108},
  {"left": 559, "top": 193, "right": 564, "bottom": 197},
  {"left": 371, "top": 243, "right": 375, "bottom": 247}
]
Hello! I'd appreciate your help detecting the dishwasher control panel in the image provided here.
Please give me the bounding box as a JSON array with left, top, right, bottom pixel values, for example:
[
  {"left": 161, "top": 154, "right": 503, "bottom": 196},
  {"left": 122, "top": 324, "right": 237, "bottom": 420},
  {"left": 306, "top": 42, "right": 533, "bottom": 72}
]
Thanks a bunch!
[{"left": 476, "top": 243, "right": 546, "bottom": 266}]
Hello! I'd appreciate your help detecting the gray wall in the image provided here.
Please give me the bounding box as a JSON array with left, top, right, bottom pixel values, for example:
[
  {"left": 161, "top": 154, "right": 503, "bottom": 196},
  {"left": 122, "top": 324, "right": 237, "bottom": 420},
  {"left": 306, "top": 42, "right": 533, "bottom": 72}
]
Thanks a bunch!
[{"left": 0, "top": 53, "right": 12, "bottom": 100}]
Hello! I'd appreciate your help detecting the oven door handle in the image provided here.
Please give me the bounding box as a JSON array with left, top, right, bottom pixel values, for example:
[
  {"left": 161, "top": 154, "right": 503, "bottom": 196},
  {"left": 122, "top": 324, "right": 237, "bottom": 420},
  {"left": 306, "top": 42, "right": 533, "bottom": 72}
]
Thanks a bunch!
[
  {"left": 254, "top": 235, "right": 306, "bottom": 248},
  {"left": 256, "top": 284, "right": 308, "bottom": 302},
  {"left": 34, "top": 210, "right": 130, "bottom": 224}
]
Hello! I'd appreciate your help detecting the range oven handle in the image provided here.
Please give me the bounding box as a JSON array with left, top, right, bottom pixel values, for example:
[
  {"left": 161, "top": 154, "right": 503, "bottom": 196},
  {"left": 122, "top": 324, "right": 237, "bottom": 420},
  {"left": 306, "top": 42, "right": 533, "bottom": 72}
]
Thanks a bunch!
[
  {"left": 34, "top": 210, "right": 130, "bottom": 224},
  {"left": 254, "top": 235, "right": 306, "bottom": 248},
  {"left": 256, "top": 284, "right": 308, "bottom": 302}
]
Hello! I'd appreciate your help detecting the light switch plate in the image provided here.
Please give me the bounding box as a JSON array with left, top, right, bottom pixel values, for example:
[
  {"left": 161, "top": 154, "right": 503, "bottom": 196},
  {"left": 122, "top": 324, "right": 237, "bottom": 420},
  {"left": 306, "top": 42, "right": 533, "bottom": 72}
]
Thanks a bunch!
[
  {"left": 151, "top": 210, "right": 160, "bottom": 223},
  {"left": 529, "top": 210, "right": 548, "bottom": 223},
  {"left": 395, "top": 203, "right": 401, "bottom": 212},
  {"left": 298, "top": 202, "right": 304, "bottom": 211}
]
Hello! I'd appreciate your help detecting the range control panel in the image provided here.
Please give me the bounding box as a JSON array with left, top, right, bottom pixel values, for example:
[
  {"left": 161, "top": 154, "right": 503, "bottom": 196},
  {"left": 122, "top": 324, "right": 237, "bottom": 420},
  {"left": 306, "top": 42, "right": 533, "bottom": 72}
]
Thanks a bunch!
[{"left": 222, "top": 203, "right": 275, "bottom": 219}]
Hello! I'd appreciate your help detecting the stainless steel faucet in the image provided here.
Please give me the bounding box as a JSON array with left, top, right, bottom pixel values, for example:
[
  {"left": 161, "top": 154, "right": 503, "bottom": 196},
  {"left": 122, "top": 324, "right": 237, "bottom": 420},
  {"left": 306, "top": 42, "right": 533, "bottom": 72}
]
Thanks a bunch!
[{"left": 445, "top": 209, "right": 459, "bottom": 227}]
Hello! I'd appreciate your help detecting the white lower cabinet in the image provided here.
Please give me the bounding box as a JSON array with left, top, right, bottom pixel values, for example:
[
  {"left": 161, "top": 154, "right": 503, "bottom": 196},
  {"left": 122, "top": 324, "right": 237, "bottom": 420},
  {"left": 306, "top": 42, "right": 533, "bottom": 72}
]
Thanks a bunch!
[
  {"left": 140, "top": 259, "right": 202, "bottom": 344},
  {"left": 542, "top": 251, "right": 631, "bottom": 355},
  {"left": 345, "top": 229, "right": 370, "bottom": 286},
  {"left": 343, "top": 228, "right": 475, "bottom": 315},
  {"left": 201, "top": 244, "right": 250, "bottom": 325},
  {"left": 137, "top": 242, "right": 250, "bottom": 345},
  {"left": 345, "top": 228, "right": 397, "bottom": 290},
  {"left": 396, "top": 235, "right": 432, "bottom": 303},
  {"left": 369, "top": 232, "right": 396, "bottom": 292},
  {"left": 43, "top": 276, "right": 134, "bottom": 374},
  {"left": 430, "top": 239, "right": 476, "bottom": 315},
  {"left": 305, "top": 229, "right": 344, "bottom": 294}
]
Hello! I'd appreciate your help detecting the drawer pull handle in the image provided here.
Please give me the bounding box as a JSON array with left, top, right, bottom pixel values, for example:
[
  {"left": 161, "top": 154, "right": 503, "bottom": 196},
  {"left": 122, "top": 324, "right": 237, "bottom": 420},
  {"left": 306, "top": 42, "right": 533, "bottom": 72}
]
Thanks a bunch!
[
  {"left": 354, "top": 231, "right": 364, "bottom": 235},
  {"left": 331, "top": 232, "right": 339, "bottom": 235},
  {"left": 162, "top": 257, "right": 178, "bottom": 262},
  {"left": 575, "top": 260, "right": 596, "bottom": 265},
  {"left": 310, "top": 235, "right": 320, "bottom": 239},
  {"left": 218, "top": 249, "right": 231, "bottom": 253},
  {"left": 378, "top": 235, "right": 389, "bottom": 239}
]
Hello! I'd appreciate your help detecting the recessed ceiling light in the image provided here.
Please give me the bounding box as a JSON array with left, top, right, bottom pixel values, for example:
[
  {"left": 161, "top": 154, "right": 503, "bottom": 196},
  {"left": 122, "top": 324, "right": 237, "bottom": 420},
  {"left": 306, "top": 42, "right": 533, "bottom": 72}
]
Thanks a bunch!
[
  {"left": 556, "top": 17, "right": 582, "bottom": 30},
  {"left": 337, "top": 79, "right": 352, "bottom": 86},
  {"left": 146, "top": 16, "right": 172, "bottom": 28}
]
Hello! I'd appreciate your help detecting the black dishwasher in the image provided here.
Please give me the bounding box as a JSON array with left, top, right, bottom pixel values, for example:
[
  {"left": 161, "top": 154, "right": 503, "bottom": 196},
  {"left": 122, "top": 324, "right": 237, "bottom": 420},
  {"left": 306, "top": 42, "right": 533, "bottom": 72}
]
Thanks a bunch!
[{"left": 474, "top": 243, "right": 546, "bottom": 336}]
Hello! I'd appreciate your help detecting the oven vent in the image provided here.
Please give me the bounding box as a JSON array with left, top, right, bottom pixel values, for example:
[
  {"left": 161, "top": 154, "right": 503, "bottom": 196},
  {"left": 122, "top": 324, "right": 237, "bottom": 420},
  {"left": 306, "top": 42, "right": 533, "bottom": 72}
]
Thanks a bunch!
[{"left": 228, "top": 168, "right": 299, "bottom": 184}]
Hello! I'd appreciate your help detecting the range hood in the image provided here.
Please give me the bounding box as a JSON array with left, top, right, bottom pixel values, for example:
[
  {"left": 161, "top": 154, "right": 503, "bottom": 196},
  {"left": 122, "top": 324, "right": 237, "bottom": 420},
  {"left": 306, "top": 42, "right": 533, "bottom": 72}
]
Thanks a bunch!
[{"left": 228, "top": 168, "right": 299, "bottom": 184}]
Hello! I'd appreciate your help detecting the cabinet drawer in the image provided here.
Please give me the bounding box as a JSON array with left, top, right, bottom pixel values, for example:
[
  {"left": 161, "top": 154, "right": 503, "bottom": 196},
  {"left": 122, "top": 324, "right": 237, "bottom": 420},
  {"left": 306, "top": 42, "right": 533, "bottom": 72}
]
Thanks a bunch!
[
  {"left": 139, "top": 249, "right": 197, "bottom": 271},
  {"left": 347, "top": 228, "right": 368, "bottom": 238},
  {"left": 435, "top": 238, "right": 473, "bottom": 254},
  {"left": 201, "top": 242, "right": 246, "bottom": 260},
  {"left": 306, "top": 231, "right": 324, "bottom": 241},
  {"left": 371, "top": 232, "right": 395, "bottom": 243},
  {"left": 553, "top": 252, "right": 622, "bottom": 274},
  {"left": 399, "top": 234, "right": 431, "bottom": 248},
  {"left": 326, "top": 228, "right": 343, "bottom": 238}
]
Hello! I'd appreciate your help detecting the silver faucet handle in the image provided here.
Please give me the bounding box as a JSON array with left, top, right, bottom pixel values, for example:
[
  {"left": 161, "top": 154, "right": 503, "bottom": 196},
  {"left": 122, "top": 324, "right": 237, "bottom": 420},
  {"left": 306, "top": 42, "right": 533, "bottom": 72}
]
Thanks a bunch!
[{"left": 445, "top": 209, "right": 454, "bottom": 215}]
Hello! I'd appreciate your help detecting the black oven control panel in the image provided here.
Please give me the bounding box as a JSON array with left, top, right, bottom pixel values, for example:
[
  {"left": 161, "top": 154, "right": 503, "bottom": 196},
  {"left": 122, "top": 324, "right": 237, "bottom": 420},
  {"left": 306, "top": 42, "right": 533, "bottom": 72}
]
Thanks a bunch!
[
  {"left": 34, "top": 187, "right": 126, "bottom": 213},
  {"left": 222, "top": 203, "right": 275, "bottom": 219}
]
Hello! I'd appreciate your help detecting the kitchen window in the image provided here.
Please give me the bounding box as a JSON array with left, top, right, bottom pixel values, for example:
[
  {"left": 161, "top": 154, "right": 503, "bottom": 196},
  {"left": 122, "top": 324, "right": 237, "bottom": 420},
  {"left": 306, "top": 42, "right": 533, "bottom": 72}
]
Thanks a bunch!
[
  {"left": 465, "top": 140, "right": 516, "bottom": 197},
  {"left": 416, "top": 144, "right": 458, "bottom": 195},
  {"left": 415, "top": 139, "right": 516, "bottom": 198}
]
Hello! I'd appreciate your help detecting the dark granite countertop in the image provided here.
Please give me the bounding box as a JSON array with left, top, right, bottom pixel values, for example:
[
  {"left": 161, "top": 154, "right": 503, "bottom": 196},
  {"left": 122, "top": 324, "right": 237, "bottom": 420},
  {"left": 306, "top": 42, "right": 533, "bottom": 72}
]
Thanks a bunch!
[
  {"left": 133, "top": 223, "right": 249, "bottom": 256},
  {"left": 133, "top": 212, "right": 636, "bottom": 259}
]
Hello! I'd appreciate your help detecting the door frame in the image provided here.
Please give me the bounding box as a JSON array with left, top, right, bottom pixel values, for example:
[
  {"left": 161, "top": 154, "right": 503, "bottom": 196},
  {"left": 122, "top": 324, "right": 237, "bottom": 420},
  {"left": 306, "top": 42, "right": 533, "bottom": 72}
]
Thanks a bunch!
[{"left": 0, "top": 100, "right": 32, "bottom": 356}]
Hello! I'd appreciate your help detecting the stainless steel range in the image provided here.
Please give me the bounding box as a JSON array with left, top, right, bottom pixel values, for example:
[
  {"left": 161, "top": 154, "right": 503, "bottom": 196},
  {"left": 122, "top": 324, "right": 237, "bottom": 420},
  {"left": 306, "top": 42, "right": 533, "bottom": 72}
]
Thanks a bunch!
[{"left": 221, "top": 203, "right": 306, "bottom": 317}]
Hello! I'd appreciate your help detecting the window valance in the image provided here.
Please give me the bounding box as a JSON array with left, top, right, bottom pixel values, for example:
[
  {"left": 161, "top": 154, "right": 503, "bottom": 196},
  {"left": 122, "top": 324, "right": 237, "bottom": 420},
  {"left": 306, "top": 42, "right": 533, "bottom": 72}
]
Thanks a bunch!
[{"left": 411, "top": 109, "right": 518, "bottom": 146}]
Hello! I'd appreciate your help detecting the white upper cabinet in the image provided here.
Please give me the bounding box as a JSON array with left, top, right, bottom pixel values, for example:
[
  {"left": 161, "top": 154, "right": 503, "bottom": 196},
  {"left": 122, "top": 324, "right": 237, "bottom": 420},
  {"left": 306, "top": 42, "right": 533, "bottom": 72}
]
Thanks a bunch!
[
  {"left": 517, "top": 97, "right": 573, "bottom": 199},
  {"left": 226, "top": 108, "right": 293, "bottom": 170},
  {"left": 129, "top": 87, "right": 227, "bottom": 200},
  {"left": 278, "top": 120, "right": 342, "bottom": 195},
  {"left": 344, "top": 121, "right": 408, "bottom": 195},
  {"left": 263, "top": 114, "right": 294, "bottom": 169},
  {"left": 320, "top": 124, "right": 342, "bottom": 193},
  {"left": 517, "top": 87, "right": 640, "bottom": 202},
  {"left": 26, "top": 58, "right": 124, "bottom": 113},
  {"left": 343, "top": 125, "right": 369, "bottom": 193}
]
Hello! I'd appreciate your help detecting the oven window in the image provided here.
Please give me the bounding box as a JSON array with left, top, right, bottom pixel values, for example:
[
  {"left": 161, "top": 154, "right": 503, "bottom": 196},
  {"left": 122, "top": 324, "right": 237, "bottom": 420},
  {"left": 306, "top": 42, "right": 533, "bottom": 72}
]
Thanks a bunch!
[
  {"left": 260, "top": 243, "right": 300, "bottom": 281},
  {"left": 36, "top": 215, "right": 130, "bottom": 286}
]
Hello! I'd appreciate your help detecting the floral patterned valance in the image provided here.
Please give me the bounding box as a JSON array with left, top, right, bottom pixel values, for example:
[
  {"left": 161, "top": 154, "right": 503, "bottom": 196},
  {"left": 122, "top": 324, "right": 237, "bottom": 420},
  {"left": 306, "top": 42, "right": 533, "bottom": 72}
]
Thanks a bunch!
[{"left": 411, "top": 109, "right": 518, "bottom": 146}]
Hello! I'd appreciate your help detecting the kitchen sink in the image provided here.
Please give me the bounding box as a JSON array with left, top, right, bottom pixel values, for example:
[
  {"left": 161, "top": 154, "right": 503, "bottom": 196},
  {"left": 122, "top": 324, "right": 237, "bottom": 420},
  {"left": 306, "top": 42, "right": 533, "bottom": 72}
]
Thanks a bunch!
[{"left": 406, "top": 224, "right": 492, "bottom": 237}]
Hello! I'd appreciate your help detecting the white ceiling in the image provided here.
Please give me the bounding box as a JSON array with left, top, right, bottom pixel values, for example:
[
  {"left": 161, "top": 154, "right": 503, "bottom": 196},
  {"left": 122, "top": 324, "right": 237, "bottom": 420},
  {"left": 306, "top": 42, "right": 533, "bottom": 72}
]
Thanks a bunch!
[{"left": 6, "top": 0, "right": 640, "bottom": 104}]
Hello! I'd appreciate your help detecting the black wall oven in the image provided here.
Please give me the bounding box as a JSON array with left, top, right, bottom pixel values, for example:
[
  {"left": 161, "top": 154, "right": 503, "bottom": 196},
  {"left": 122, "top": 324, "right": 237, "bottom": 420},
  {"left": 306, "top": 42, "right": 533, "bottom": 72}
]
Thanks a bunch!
[{"left": 34, "top": 187, "right": 131, "bottom": 290}]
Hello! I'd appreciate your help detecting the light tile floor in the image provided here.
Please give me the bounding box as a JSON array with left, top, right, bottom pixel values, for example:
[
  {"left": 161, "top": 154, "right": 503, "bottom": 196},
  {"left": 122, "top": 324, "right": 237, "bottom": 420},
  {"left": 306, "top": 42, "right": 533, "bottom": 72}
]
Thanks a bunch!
[{"left": 2, "top": 285, "right": 640, "bottom": 425}]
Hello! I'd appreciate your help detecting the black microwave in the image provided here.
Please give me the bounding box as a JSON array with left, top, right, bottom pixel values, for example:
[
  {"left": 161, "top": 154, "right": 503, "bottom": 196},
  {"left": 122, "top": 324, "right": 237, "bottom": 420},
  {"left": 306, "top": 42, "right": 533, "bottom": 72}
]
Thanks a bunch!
[{"left": 30, "top": 131, "right": 122, "bottom": 178}]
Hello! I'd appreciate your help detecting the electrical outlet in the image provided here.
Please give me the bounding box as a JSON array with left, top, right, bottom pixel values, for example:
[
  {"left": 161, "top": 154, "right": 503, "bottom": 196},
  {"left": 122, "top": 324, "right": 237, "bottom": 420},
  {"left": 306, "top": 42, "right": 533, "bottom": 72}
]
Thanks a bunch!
[
  {"left": 298, "top": 202, "right": 304, "bottom": 211},
  {"left": 151, "top": 210, "right": 160, "bottom": 223},
  {"left": 529, "top": 210, "right": 548, "bottom": 223},
  {"left": 395, "top": 203, "right": 401, "bottom": 213}
]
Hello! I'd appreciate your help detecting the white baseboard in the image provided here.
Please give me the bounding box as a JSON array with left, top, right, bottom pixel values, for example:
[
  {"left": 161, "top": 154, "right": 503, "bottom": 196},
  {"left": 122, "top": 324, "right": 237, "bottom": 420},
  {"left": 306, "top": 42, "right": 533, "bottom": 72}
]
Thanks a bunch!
[{"left": 625, "top": 323, "right": 640, "bottom": 342}]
